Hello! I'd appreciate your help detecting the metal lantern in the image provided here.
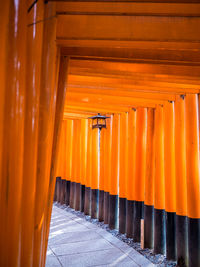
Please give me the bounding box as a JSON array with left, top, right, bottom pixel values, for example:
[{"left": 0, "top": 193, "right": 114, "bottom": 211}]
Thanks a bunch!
[{"left": 88, "top": 113, "right": 110, "bottom": 130}]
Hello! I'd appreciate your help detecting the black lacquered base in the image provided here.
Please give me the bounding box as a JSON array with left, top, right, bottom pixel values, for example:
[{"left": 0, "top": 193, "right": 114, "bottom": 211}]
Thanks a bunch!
[
  {"left": 99, "top": 190, "right": 104, "bottom": 221},
  {"left": 65, "top": 180, "right": 71, "bottom": 206},
  {"left": 60, "top": 180, "right": 66, "bottom": 205},
  {"left": 75, "top": 183, "right": 81, "bottom": 211},
  {"left": 119, "top": 197, "right": 126, "bottom": 234},
  {"left": 84, "top": 186, "right": 91, "bottom": 215},
  {"left": 166, "top": 212, "right": 176, "bottom": 261},
  {"left": 154, "top": 209, "right": 166, "bottom": 255},
  {"left": 80, "top": 184, "right": 85, "bottom": 212},
  {"left": 91, "top": 189, "right": 99, "bottom": 219},
  {"left": 176, "top": 215, "right": 188, "bottom": 267},
  {"left": 69, "top": 181, "right": 75, "bottom": 209},
  {"left": 109, "top": 194, "right": 118, "bottom": 229},
  {"left": 133, "top": 201, "right": 144, "bottom": 242},
  {"left": 126, "top": 200, "right": 134, "bottom": 238},
  {"left": 104, "top": 191, "right": 110, "bottom": 224},
  {"left": 188, "top": 218, "right": 200, "bottom": 267},
  {"left": 144, "top": 205, "right": 154, "bottom": 248},
  {"left": 56, "top": 177, "right": 61, "bottom": 203}
]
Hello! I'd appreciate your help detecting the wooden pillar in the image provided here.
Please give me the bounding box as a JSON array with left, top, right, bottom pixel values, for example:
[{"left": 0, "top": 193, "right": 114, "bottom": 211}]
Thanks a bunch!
[
  {"left": 84, "top": 120, "right": 92, "bottom": 215},
  {"left": 99, "top": 127, "right": 106, "bottom": 221},
  {"left": 154, "top": 105, "right": 165, "bottom": 255},
  {"left": 91, "top": 128, "right": 99, "bottom": 219},
  {"left": 175, "top": 95, "right": 188, "bottom": 266},
  {"left": 109, "top": 114, "right": 120, "bottom": 229},
  {"left": 144, "top": 108, "right": 155, "bottom": 249},
  {"left": 0, "top": 1, "right": 26, "bottom": 265},
  {"left": 185, "top": 94, "right": 200, "bottom": 267},
  {"left": 119, "top": 113, "right": 129, "bottom": 234},
  {"left": 164, "top": 101, "right": 176, "bottom": 260},
  {"left": 103, "top": 116, "right": 112, "bottom": 224},
  {"left": 133, "top": 108, "right": 147, "bottom": 242},
  {"left": 75, "top": 120, "right": 81, "bottom": 211},
  {"left": 126, "top": 109, "right": 137, "bottom": 238},
  {"left": 80, "top": 119, "right": 88, "bottom": 212}
]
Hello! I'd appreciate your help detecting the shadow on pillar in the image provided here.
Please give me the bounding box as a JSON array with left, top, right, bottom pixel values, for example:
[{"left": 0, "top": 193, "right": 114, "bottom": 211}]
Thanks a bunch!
[{"left": 99, "top": 190, "right": 104, "bottom": 221}]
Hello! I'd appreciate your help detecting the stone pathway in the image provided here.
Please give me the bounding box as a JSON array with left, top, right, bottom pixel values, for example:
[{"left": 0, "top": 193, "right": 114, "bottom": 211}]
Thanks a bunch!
[{"left": 46, "top": 205, "right": 156, "bottom": 267}]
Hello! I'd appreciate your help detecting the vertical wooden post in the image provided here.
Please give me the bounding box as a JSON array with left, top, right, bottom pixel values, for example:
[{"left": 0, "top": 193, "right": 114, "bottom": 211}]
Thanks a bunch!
[
  {"left": 109, "top": 114, "right": 120, "bottom": 229},
  {"left": 154, "top": 105, "right": 165, "bottom": 255},
  {"left": 0, "top": 1, "right": 26, "bottom": 265},
  {"left": 99, "top": 127, "right": 106, "bottom": 221},
  {"left": 91, "top": 128, "right": 99, "bottom": 219},
  {"left": 80, "top": 119, "right": 88, "bottom": 212},
  {"left": 75, "top": 120, "right": 81, "bottom": 211},
  {"left": 185, "top": 94, "right": 200, "bottom": 267},
  {"left": 133, "top": 108, "right": 147, "bottom": 242},
  {"left": 103, "top": 116, "right": 112, "bottom": 224},
  {"left": 175, "top": 95, "right": 188, "bottom": 266},
  {"left": 119, "top": 113, "right": 129, "bottom": 234},
  {"left": 164, "top": 101, "right": 176, "bottom": 261},
  {"left": 144, "top": 108, "right": 155, "bottom": 249},
  {"left": 126, "top": 109, "right": 137, "bottom": 238},
  {"left": 84, "top": 120, "right": 92, "bottom": 215}
]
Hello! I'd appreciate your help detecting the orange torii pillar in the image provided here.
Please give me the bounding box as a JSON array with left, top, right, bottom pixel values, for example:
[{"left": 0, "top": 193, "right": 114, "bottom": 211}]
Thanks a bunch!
[
  {"left": 91, "top": 127, "right": 99, "bottom": 219},
  {"left": 154, "top": 105, "right": 165, "bottom": 255},
  {"left": 126, "top": 109, "right": 137, "bottom": 238},
  {"left": 103, "top": 116, "right": 113, "bottom": 224},
  {"left": 84, "top": 120, "right": 93, "bottom": 215},
  {"left": 65, "top": 119, "right": 74, "bottom": 206},
  {"left": 133, "top": 108, "right": 147, "bottom": 242},
  {"left": 164, "top": 101, "right": 176, "bottom": 261},
  {"left": 144, "top": 108, "right": 155, "bottom": 248},
  {"left": 80, "top": 119, "right": 88, "bottom": 212},
  {"left": 55, "top": 121, "right": 65, "bottom": 204},
  {"left": 99, "top": 127, "right": 106, "bottom": 221},
  {"left": 109, "top": 114, "right": 120, "bottom": 229},
  {"left": 185, "top": 94, "right": 200, "bottom": 267},
  {"left": 74, "top": 120, "right": 81, "bottom": 211},
  {"left": 119, "top": 113, "right": 129, "bottom": 234},
  {"left": 175, "top": 95, "right": 188, "bottom": 266},
  {"left": 70, "top": 119, "right": 79, "bottom": 209}
]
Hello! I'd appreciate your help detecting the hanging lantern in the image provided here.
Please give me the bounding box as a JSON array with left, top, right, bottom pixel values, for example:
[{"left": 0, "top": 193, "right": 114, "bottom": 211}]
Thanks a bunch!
[{"left": 88, "top": 113, "right": 110, "bottom": 130}]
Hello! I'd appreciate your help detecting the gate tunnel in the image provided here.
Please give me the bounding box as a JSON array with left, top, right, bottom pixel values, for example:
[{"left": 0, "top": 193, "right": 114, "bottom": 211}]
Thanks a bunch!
[{"left": 0, "top": 1, "right": 200, "bottom": 266}]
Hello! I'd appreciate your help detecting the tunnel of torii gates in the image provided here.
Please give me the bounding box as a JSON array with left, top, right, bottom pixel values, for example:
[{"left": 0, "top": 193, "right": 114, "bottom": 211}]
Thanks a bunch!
[{"left": 1, "top": 0, "right": 200, "bottom": 267}]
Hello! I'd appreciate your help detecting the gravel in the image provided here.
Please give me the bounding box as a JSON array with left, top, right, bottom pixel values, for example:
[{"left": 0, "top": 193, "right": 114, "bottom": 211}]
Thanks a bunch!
[{"left": 55, "top": 203, "right": 177, "bottom": 267}]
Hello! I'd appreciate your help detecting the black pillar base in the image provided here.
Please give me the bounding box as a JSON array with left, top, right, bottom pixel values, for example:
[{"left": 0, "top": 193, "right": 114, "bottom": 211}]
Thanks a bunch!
[
  {"left": 154, "top": 209, "right": 166, "bottom": 255},
  {"left": 65, "top": 180, "right": 71, "bottom": 206},
  {"left": 104, "top": 191, "right": 109, "bottom": 224},
  {"left": 176, "top": 215, "right": 188, "bottom": 267},
  {"left": 119, "top": 197, "right": 126, "bottom": 234},
  {"left": 99, "top": 190, "right": 104, "bottom": 221},
  {"left": 60, "top": 180, "right": 66, "bottom": 205},
  {"left": 56, "top": 177, "right": 61, "bottom": 203},
  {"left": 109, "top": 194, "right": 118, "bottom": 230},
  {"left": 126, "top": 200, "right": 134, "bottom": 238},
  {"left": 144, "top": 204, "right": 154, "bottom": 248},
  {"left": 166, "top": 212, "right": 176, "bottom": 261},
  {"left": 188, "top": 218, "right": 200, "bottom": 267},
  {"left": 84, "top": 186, "right": 91, "bottom": 215},
  {"left": 133, "top": 201, "right": 144, "bottom": 242},
  {"left": 75, "top": 183, "right": 81, "bottom": 211},
  {"left": 91, "top": 189, "right": 99, "bottom": 219},
  {"left": 81, "top": 184, "right": 85, "bottom": 212},
  {"left": 54, "top": 177, "right": 59, "bottom": 201},
  {"left": 69, "top": 181, "right": 75, "bottom": 209}
]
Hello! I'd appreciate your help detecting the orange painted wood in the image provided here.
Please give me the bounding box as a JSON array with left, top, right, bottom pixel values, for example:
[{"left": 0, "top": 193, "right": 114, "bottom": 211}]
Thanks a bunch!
[
  {"left": 185, "top": 94, "right": 200, "bottom": 219},
  {"left": 175, "top": 95, "right": 187, "bottom": 216},
  {"left": 164, "top": 102, "right": 176, "bottom": 213}
]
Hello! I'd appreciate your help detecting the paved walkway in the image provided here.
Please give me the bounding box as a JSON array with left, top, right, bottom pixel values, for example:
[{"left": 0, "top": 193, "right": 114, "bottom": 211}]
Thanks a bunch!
[{"left": 46, "top": 205, "right": 155, "bottom": 267}]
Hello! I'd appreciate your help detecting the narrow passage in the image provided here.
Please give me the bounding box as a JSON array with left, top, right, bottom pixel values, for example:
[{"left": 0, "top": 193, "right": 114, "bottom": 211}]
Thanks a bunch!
[{"left": 46, "top": 205, "right": 155, "bottom": 267}]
